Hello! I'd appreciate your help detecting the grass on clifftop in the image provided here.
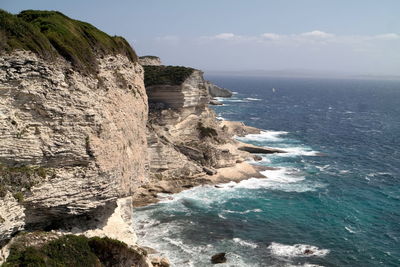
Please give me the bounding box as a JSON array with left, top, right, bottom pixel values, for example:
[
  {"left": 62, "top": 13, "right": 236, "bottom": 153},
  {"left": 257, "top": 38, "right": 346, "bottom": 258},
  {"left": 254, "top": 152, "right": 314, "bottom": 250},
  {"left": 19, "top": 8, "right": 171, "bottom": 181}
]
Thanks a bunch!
[
  {"left": 0, "top": 9, "right": 54, "bottom": 58},
  {"left": 4, "top": 234, "right": 147, "bottom": 267},
  {"left": 139, "top": 55, "right": 159, "bottom": 59},
  {"left": 0, "top": 9, "right": 137, "bottom": 73},
  {"left": 144, "top": 65, "right": 195, "bottom": 87}
]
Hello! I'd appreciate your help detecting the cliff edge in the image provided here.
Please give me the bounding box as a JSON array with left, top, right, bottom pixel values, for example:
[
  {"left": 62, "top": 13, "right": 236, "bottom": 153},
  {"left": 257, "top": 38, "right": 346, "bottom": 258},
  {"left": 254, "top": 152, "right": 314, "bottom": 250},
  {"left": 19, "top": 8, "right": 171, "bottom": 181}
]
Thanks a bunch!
[{"left": 0, "top": 10, "right": 148, "bottom": 262}]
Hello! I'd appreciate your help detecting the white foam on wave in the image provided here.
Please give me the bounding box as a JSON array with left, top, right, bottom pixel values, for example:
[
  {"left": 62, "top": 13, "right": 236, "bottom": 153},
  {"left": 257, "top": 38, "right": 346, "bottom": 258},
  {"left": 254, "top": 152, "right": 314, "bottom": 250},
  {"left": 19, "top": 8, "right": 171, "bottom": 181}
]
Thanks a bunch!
[
  {"left": 163, "top": 237, "right": 195, "bottom": 255},
  {"left": 237, "top": 130, "right": 288, "bottom": 143},
  {"left": 216, "top": 116, "right": 225, "bottom": 121},
  {"left": 345, "top": 226, "right": 357, "bottom": 234},
  {"left": 222, "top": 99, "right": 247, "bottom": 103},
  {"left": 268, "top": 242, "right": 330, "bottom": 258},
  {"left": 245, "top": 97, "right": 262, "bottom": 101},
  {"left": 316, "top": 165, "right": 330, "bottom": 171},
  {"left": 224, "top": 208, "right": 262, "bottom": 214},
  {"left": 213, "top": 167, "right": 324, "bottom": 193},
  {"left": 278, "top": 146, "right": 320, "bottom": 157},
  {"left": 233, "top": 238, "right": 259, "bottom": 248}
]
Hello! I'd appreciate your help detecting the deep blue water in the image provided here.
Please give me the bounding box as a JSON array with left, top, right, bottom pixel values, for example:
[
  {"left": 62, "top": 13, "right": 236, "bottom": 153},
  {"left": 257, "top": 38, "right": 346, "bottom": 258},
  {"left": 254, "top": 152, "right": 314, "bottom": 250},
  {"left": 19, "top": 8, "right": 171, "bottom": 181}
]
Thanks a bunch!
[{"left": 134, "top": 76, "right": 400, "bottom": 266}]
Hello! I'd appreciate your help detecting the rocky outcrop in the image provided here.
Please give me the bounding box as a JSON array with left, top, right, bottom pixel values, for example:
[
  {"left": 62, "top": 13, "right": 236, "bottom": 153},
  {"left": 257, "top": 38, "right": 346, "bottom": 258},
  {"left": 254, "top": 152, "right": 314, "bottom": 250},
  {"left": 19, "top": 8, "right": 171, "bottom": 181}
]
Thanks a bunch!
[
  {"left": 0, "top": 193, "right": 25, "bottom": 245},
  {"left": 131, "top": 65, "right": 264, "bottom": 206},
  {"left": 238, "top": 144, "right": 286, "bottom": 154},
  {"left": 211, "top": 253, "right": 227, "bottom": 264},
  {"left": 146, "top": 69, "right": 209, "bottom": 114},
  {"left": 139, "top": 56, "right": 162, "bottom": 66},
  {"left": 0, "top": 49, "right": 148, "bottom": 240},
  {"left": 205, "top": 81, "right": 233, "bottom": 97}
]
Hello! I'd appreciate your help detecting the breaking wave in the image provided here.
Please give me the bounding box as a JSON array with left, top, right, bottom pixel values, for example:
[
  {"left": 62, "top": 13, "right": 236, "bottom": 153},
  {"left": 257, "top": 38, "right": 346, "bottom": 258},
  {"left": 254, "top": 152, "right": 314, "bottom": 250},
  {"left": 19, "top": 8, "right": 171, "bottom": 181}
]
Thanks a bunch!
[{"left": 268, "top": 242, "right": 330, "bottom": 258}]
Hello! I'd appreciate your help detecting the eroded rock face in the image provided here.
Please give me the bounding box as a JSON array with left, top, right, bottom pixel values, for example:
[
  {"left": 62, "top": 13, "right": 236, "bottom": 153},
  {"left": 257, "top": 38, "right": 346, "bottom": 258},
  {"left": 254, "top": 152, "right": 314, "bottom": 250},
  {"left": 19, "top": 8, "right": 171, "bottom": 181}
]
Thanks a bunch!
[
  {"left": 0, "top": 50, "right": 148, "bottom": 240},
  {"left": 205, "top": 81, "right": 233, "bottom": 98},
  {"left": 146, "top": 70, "right": 209, "bottom": 114},
  {"left": 139, "top": 56, "right": 162, "bottom": 66},
  {"left": 143, "top": 69, "right": 241, "bottom": 197},
  {"left": 0, "top": 193, "right": 25, "bottom": 246}
]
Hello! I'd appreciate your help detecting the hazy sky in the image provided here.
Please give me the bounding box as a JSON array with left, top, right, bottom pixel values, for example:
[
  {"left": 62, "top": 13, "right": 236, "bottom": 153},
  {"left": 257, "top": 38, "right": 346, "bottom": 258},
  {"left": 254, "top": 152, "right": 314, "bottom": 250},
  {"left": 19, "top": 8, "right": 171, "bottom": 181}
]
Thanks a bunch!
[{"left": 1, "top": 0, "right": 399, "bottom": 76}]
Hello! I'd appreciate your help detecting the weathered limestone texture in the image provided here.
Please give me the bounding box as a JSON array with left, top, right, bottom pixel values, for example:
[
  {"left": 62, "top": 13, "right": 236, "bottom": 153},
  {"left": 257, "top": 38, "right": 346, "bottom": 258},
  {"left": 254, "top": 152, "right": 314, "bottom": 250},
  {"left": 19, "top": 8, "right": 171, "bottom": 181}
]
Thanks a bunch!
[
  {"left": 0, "top": 192, "right": 25, "bottom": 245},
  {"left": 146, "top": 70, "right": 209, "bottom": 112},
  {"left": 205, "top": 80, "right": 233, "bottom": 97},
  {"left": 134, "top": 67, "right": 266, "bottom": 206},
  {"left": 139, "top": 56, "right": 162, "bottom": 66},
  {"left": 0, "top": 50, "right": 148, "bottom": 241}
]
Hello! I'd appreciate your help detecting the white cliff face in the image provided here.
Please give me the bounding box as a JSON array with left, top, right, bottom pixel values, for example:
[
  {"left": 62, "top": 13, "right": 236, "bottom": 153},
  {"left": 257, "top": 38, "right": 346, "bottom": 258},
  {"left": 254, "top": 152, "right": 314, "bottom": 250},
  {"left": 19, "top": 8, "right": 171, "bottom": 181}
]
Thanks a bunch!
[
  {"left": 205, "top": 81, "right": 233, "bottom": 97},
  {"left": 0, "top": 193, "right": 25, "bottom": 245},
  {"left": 139, "top": 56, "right": 162, "bottom": 66},
  {"left": 146, "top": 70, "right": 209, "bottom": 112},
  {"left": 0, "top": 50, "right": 148, "bottom": 240},
  {"left": 143, "top": 69, "right": 240, "bottom": 196}
]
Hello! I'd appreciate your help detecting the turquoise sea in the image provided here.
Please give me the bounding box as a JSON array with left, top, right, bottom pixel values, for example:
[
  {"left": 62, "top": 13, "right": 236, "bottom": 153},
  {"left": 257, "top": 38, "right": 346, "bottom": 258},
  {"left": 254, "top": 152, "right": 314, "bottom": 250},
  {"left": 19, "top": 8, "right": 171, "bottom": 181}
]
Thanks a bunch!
[{"left": 134, "top": 76, "right": 400, "bottom": 266}]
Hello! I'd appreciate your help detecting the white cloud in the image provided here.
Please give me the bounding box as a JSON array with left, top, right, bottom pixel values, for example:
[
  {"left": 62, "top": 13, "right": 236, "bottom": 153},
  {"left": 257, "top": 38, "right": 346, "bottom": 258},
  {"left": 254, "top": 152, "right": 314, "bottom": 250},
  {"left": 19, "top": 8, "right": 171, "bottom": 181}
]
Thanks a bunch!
[
  {"left": 261, "top": 33, "right": 281, "bottom": 40},
  {"left": 214, "top": 33, "right": 236, "bottom": 40},
  {"left": 300, "top": 30, "right": 335, "bottom": 39},
  {"left": 373, "top": 33, "right": 400, "bottom": 40},
  {"left": 200, "top": 30, "right": 400, "bottom": 46}
]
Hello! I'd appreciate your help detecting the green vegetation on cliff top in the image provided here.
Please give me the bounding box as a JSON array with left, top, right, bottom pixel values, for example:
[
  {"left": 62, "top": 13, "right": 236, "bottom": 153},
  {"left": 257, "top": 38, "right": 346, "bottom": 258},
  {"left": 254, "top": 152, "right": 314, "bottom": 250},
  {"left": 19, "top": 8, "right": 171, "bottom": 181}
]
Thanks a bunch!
[
  {"left": 144, "top": 65, "right": 195, "bottom": 87},
  {"left": 0, "top": 9, "right": 137, "bottom": 73},
  {"left": 139, "top": 55, "right": 159, "bottom": 59},
  {"left": 4, "top": 234, "right": 147, "bottom": 267}
]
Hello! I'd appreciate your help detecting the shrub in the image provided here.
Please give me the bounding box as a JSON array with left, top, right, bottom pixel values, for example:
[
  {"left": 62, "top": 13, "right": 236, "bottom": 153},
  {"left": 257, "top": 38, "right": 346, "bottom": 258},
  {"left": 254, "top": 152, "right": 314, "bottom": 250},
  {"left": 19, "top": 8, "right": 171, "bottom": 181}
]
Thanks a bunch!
[
  {"left": 4, "top": 235, "right": 99, "bottom": 267},
  {"left": 4, "top": 234, "right": 146, "bottom": 267},
  {"left": 0, "top": 163, "right": 50, "bottom": 199},
  {"left": 13, "top": 192, "right": 24, "bottom": 203},
  {"left": 144, "top": 65, "right": 195, "bottom": 86},
  {"left": 198, "top": 122, "right": 218, "bottom": 138}
]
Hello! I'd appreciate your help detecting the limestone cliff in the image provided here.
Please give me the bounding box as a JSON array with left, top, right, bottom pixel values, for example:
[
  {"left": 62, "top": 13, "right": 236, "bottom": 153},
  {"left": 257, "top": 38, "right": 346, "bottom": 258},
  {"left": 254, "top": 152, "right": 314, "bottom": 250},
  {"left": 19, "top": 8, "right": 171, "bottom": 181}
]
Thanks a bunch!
[
  {"left": 139, "top": 56, "right": 162, "bottom": 66},
  {"left": 205, "top": 80, "right": 233, "bottom": 97},
  {"left": 134, "top": 65, "right": 261, "bottom": 205},
  {"left": 0, "top": 10, "right": 148, "bottom": 249}
]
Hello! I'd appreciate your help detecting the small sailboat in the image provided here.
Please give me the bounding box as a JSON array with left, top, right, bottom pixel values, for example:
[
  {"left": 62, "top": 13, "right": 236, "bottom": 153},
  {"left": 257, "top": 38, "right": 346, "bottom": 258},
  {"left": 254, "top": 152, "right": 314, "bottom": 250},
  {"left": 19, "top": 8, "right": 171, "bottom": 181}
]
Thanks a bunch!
[{"left": 272, "top": 88, "right": 276, "bottom": 93}]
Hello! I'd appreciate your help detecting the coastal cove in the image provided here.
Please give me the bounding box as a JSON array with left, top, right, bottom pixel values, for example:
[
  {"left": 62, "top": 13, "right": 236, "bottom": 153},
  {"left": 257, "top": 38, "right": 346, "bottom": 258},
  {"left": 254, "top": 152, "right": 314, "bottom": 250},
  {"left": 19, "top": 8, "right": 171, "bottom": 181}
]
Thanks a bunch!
[{"left": 133, "top": 76, "right": 400, "bottom": 266}]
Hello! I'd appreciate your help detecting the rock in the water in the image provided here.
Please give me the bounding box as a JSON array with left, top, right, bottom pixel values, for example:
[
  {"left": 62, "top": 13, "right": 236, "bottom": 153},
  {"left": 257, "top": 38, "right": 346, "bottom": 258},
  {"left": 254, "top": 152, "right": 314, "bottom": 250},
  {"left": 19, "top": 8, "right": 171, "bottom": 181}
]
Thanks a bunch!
[
  {"left": 304, "top": 249, "right": 314, "bottom": 255},
  {"left": 211, "top": 253, "right": 227, "bottom": 264},
  {"left": 151, "top": 256, "right": 170, "bottom": 267},
  {"left": 238, "top": 144, "right": 286, "bottom": 154},
  {"left": 253, "top": 155, "right": 263, "bottom": 161},
  {"left": 209, "top": 99, "right": 223, "bottom": 105}
]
